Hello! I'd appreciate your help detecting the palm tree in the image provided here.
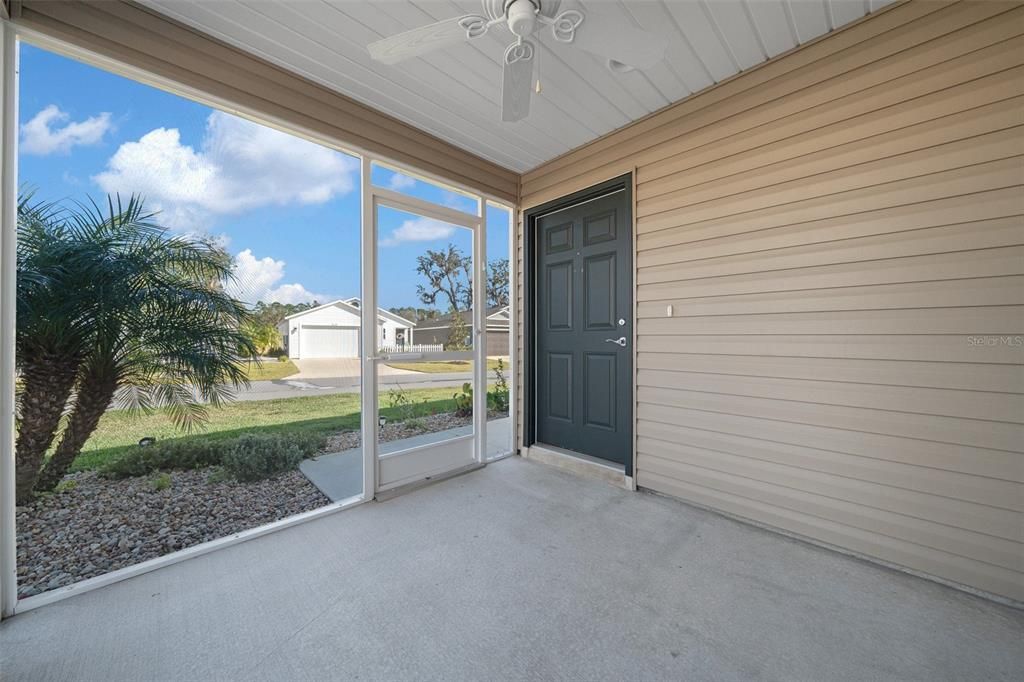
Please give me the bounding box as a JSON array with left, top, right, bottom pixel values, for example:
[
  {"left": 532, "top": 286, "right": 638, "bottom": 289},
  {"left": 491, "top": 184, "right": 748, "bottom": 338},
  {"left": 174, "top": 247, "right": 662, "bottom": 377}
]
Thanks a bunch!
[
  {"left": 17, "top": 195, "right": 257, "bottom": 499},
  {"left": 15, "top": 195, "right": 102, "bottom": 502}
]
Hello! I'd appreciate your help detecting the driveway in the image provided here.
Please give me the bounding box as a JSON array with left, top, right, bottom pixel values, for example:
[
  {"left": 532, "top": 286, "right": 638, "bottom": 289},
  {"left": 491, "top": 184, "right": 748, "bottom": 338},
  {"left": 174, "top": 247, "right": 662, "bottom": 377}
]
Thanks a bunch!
[{"left": 291, "top": 357, "right": 416, "bottom": 379}]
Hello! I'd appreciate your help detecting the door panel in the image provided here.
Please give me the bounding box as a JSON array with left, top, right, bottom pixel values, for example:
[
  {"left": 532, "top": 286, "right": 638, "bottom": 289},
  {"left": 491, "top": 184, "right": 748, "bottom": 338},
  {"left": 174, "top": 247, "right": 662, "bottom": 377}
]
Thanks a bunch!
[
  {"left": 546, "top": 221, "right": 573, "bottom": 252},
  {"left": 584, "top": 253, "right": 616, "bottom": 330},
  {"left": 546, "top": 261, "right": 573, "bottom": 329},
  {"left": 584, "top": 210, "right": 617, "bottom": 244},
  {"left": 547, "top": 353, "right": 573, "bottom": 421},
  {"left": 583, "top": 352, "right": 616, "bottom": 430},
  {"left": 536, "top": 189, "right": 632, "bottom": 465}
]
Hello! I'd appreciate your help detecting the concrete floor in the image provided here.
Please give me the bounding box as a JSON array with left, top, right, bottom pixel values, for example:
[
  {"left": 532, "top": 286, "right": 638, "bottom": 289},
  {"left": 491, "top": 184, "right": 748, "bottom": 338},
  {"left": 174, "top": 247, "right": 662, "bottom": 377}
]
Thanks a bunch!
[
  {"left": 300, "top": 417, "right": 513, "bottom": 501},
  {"left": 2, "top": 457, "right": 1021, "bottom": 681}
]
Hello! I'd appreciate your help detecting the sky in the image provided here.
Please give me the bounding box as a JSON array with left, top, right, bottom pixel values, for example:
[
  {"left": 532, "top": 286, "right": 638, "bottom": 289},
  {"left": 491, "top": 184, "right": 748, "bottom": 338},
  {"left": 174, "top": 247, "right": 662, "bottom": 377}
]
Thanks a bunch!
[{"left": 19, "top": 42, "right": 511, "bottom": 312}]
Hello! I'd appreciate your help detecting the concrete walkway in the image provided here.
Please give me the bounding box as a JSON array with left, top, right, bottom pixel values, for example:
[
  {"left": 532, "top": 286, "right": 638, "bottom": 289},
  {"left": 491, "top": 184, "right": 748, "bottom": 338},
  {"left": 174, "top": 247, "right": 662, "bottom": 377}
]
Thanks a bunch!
[
  {"left": 300, "top": 417, "right": 513, "bottom": 501},
  {"left": 2, "top": 457, "right": 1021, "bottom": 681}
]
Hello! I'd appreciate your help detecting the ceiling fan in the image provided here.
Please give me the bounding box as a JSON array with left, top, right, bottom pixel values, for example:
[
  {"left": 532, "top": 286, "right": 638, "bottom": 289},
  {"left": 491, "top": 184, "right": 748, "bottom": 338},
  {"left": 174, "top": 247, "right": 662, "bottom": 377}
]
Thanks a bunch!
[{"left": 367, "top": 0, "right": 668, "bottom": 122}]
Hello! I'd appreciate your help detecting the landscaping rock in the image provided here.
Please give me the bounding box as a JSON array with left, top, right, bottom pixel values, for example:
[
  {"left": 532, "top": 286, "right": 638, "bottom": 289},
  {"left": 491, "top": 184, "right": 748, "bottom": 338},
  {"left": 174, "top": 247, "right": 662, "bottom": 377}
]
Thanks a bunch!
[
  {"left": 16, "top": 469, "right": 329, "bottom": 599},
  {"left": 323, "top": 410, "right": 502, "bottom": 452}
]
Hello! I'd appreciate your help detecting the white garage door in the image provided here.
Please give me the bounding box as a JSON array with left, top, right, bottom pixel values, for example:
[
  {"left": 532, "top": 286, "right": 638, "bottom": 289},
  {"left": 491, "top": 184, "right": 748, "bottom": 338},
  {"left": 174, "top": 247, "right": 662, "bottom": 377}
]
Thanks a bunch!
[{"left": 300, "top": 326, "right": 359, "bottom": 358}]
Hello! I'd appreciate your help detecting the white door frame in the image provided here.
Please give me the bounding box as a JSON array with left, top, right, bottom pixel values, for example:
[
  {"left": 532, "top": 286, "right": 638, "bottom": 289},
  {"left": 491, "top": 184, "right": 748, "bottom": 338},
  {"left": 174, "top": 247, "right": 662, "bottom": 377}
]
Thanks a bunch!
[
  {"left": 362, "top": 161, "right": 488, "bottom": 493},
  {"left": 0, "top": 22, "right": 18, "bottom": 619}
]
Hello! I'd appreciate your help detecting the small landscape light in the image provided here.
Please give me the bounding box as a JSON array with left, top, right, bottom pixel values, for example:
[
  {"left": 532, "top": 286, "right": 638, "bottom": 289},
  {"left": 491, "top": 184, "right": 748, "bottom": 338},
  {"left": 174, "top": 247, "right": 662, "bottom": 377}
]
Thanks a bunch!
[{"left": 139, "top": 437, "right": 156, "bottom": 447}]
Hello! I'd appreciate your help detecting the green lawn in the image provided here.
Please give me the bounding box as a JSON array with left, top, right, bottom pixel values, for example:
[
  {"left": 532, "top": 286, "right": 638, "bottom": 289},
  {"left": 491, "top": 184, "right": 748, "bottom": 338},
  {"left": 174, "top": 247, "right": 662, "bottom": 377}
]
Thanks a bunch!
[
  {"left": 386, "top": 358, "right": 505, "bottom": 374},
  {"left": 71, "top": 386, "right": 459, "bottom": 472},
  {"left": 237, "top": 359, "right": 299, "bottom": 381}
]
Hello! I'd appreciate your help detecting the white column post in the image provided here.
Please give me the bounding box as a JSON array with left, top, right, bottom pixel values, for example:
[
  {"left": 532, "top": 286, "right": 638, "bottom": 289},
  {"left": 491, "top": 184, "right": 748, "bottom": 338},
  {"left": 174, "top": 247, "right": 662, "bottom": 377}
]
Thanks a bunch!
[
  {"left": 359, "top": 156, "right": 377, "bottom": 501},
  {"left": 0, "top": 22, "right": 18, "bottom": 619},
  {"left": 473, "top": 199, "right": 487, "bottom": 463},
  {"left": 507, "top": 205, "right": 517, "bottom": 458}
]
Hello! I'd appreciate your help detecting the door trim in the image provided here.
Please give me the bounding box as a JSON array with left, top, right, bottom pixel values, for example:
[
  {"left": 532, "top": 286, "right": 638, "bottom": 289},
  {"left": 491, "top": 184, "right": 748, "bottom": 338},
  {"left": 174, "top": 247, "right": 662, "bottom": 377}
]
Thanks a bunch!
[{"left": 523, "top": 173, "right": 634, "bottom": 477}]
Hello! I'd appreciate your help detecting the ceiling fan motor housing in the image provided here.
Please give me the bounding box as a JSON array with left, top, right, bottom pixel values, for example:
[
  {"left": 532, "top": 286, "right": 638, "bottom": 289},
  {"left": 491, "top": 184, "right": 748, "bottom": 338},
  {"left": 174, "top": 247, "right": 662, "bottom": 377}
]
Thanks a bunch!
[
  {"left": 485, "top": 0, "right": 562, "bottom": 31},
  {"left": 506, "top": 0, "right": 539, "bottom": 37}
]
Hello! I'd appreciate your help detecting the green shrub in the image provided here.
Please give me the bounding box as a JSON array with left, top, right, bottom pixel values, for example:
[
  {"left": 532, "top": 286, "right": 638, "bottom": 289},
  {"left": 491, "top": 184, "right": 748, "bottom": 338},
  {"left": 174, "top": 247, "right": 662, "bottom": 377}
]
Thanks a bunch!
[
  {"left": 452, "top": 382, "right": 473, "bottom": 417},
  {"left": 101, "top": 438, "right": 224, "bottom": 478},
  {"left": 55, "top": 479, "right": 77, "bottom": 494},
  {"left": 488, "top": 359, "right": 509, "bottom": 413},
  {"left": 150, "top": 472, "right": 172, "bottom": 491},
  {"left": 386, "top": 385, "right": 429, "bottom": 423},
  {"left": 221, "top": 434, "right": 304, "bottom": 482},
  {"left": 206, "top": 467, "right": 230, "bottom": 484},
  {"left": 101, "top": 432, "right": 325, "bottom": 480}
]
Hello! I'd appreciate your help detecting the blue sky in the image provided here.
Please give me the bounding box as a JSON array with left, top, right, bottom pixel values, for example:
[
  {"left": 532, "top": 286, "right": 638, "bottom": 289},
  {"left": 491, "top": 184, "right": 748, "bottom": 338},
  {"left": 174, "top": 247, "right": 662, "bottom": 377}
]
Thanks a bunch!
[{"left": 19, "top": 43, "right": 510, "bottom": 312}]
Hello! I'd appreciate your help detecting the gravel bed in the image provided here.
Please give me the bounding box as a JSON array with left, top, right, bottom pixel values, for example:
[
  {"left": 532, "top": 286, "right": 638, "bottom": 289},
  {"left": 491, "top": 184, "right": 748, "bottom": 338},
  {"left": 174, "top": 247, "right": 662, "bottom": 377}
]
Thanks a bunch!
[
  {"left": 16, "top": 469, "right": 329, "bottom": 598},
  {"left": 324, "top": 411, "right": 474, "bottom": 452},
  {"left": 16, "top": 410, "right": 507, "bottom": 599}
]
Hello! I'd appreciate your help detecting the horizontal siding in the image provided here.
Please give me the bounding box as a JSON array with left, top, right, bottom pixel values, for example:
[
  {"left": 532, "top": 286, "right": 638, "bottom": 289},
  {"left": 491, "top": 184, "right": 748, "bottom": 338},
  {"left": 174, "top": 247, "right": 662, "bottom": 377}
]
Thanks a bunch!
[
  {"left": 12, "top": 0, "right": 518, "bottom": 203},
  {"left": 636, "top": 99, "right": 1024, "bottom": 216},
  {"left": 521, "top": 1, "right": 1024, "bottom": 601}
]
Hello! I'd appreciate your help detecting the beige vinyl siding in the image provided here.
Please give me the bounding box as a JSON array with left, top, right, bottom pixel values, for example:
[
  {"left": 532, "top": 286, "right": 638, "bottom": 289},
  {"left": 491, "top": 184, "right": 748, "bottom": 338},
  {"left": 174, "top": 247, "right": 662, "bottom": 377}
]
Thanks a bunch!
[
  {"left": 520, "top": 0, "right": 1024, "bottom": 602},
  {"left": 11, "top": 0, "right": 518, "bottom": 203}
]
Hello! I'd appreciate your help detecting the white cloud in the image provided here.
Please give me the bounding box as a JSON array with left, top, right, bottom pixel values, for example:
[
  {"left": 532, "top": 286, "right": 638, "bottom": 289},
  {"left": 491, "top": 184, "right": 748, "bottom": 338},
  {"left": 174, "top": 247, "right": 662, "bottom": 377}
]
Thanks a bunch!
[
  {"left": 21, "top": 105, "right": 112, "bottom": 155},
  {"left": 387, "top": 172, "right": 416, "bottom": 191},
  {"left": 93, "top": 111, "right": 358, "bottom": 230},
  {"left": 227, "top": 248, "right": 330, "bottom": 305},
  {"left": 379, "top": 217, "right": 456, "bottom": 247}
]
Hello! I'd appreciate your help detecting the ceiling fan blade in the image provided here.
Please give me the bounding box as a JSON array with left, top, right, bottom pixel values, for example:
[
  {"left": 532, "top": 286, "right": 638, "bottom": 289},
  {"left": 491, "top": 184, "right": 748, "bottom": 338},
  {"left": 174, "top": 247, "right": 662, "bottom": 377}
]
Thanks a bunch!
[
  {"left": 554, "top": 9, "right": 667, "bottom": 70},
  {"left": 368, "top": 15, "right": 489, "bottom": 65},
  {"left": 501, "top": 40, "right": 535, "bottom": 122}
]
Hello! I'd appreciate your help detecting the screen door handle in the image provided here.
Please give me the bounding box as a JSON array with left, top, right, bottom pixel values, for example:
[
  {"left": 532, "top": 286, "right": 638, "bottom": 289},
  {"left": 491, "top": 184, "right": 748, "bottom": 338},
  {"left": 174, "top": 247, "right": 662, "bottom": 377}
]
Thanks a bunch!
[{"left": 605, "top": 337, "right": 627, "bottom": 347}]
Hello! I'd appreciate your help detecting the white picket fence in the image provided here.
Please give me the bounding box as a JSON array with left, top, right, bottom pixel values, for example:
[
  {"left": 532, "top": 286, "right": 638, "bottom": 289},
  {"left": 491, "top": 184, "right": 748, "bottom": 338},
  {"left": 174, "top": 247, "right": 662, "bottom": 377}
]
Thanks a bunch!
[{"left": 379, "top": 343, "right": 444, "bottom": 354}]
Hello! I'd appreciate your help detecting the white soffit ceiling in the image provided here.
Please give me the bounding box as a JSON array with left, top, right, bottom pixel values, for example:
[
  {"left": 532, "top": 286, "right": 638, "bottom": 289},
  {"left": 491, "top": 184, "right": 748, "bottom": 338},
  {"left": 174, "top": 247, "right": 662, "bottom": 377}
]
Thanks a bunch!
[{"left": 139, "top": 0, "right": 899, "bottom": 173}]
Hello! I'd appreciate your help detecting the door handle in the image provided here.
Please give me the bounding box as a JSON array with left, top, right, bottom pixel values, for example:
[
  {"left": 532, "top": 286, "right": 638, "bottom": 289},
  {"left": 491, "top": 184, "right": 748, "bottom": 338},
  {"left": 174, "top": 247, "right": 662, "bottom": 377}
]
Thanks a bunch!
[{"left": 605, "top": 337, "right": 627, "bottom": 347}]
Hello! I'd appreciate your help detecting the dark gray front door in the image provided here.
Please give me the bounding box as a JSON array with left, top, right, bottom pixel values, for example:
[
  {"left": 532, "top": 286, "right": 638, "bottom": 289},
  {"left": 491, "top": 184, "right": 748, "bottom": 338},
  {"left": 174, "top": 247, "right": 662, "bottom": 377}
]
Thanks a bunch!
[{"left": 535, "top": 189, "right": 632, "bottom": 465}]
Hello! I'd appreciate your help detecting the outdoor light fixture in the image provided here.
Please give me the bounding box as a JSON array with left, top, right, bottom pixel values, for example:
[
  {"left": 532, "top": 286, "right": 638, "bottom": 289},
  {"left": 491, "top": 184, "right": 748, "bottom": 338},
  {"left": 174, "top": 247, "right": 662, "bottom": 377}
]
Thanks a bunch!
[
  {"left": 138, "top": 437, "right": 156, "bottom": 447},
  {"left": 378, "top": 416, "right": 388, "bottom": 431}
]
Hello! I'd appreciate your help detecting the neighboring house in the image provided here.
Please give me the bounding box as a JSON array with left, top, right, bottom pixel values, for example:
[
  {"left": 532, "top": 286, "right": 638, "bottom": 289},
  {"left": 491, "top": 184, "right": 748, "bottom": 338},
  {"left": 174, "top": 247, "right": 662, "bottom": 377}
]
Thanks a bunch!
[
  {"left": 413, "top": 306, "right": 509, "bottom": 356},
  {"left": 277, "top": 299, "right": 415, "bottom": 359}
]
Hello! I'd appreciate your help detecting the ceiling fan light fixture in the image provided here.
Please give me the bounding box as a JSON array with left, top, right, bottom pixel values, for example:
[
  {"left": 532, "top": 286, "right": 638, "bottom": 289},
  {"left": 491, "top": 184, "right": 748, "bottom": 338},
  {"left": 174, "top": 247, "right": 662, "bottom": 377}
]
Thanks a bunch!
[{"left": 607, "top": 59, "right": 635, "bottom": 74}]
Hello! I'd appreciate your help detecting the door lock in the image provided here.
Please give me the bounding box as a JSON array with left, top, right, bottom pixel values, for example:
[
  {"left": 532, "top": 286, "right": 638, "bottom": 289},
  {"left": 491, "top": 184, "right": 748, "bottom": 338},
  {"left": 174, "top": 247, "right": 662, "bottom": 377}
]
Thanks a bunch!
[{"left": 604, "top": 336, "right": 627, "bottom": 347}]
